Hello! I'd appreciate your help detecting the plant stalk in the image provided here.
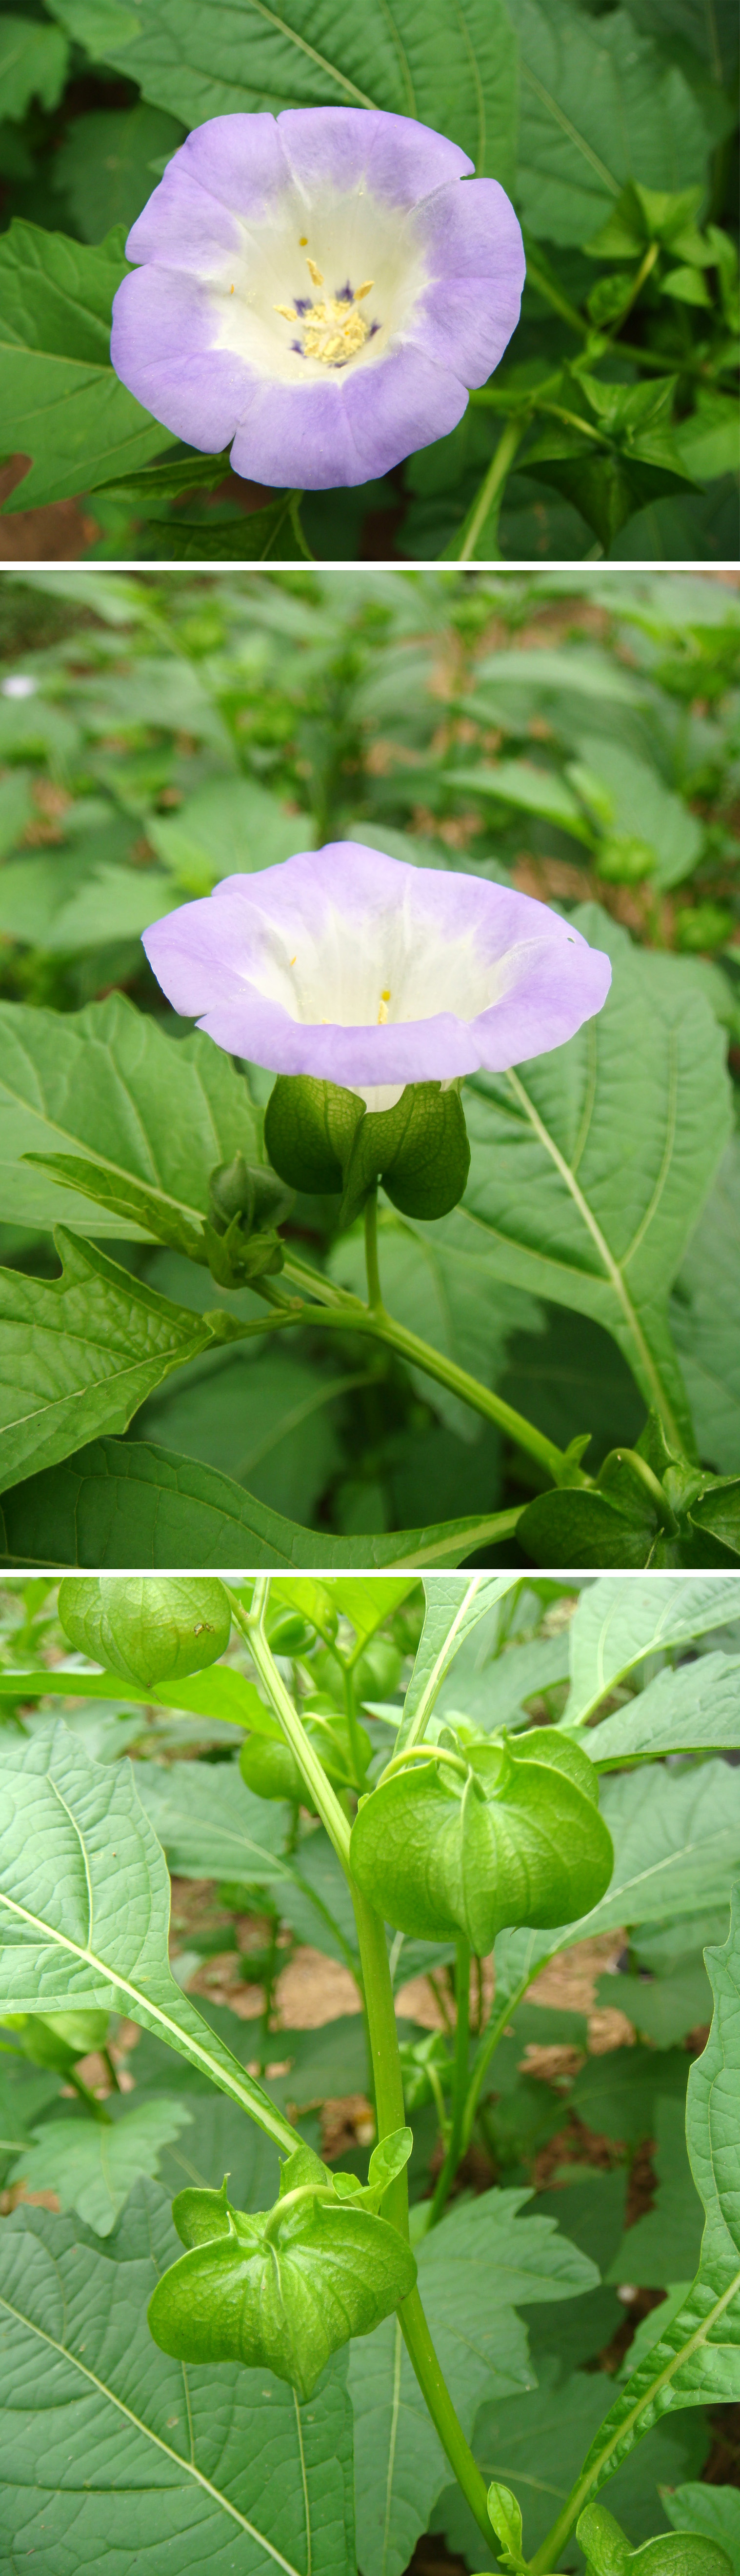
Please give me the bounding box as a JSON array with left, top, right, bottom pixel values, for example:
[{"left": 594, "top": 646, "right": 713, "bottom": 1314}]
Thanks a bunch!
[
  {"left": 364, "top": 1185, "right": 384, "bottom": 1312},
  {"left": 276, "top": 1257, "right": 580, "bottom": 1487},
  {"left": 351, "top": 1880, "right": 495, "bottom": 2552},
  {"left": 452, "top": 417, "right": 524, "bottom": 561},
  {"left": 425, "top": 1936, "right": 471, "bottom": 2229}
]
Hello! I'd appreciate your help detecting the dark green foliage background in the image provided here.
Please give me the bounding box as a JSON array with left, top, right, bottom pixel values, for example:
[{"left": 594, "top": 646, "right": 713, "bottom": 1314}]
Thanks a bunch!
[{"left": 0, "top": 0, "right": 736, "bottom": 560}]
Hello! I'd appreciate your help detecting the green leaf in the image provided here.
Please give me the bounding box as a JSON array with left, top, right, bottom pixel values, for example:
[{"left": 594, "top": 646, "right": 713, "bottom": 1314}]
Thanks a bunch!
[
  {"left": 661, "top": 2487, "right": 740, "bottom": 2576},
  {"left": 0, "top": 991, "right": 260, "bottom": 1239},
  {"left": 571, "top": 1886, "right": 740, "bottom": 2504},
  {"left": 58, "top": 1574, "right": 232, "bottom": 1686},
  {"left": 440, "top": 911, "right": 731, "bottom": 1455},
  {"left": 444, "top": 758, "right": 595, "bottom": 843},
  {"left": 397, "top": 1574, "right": 520, "bottom": 1751},
  {"left": 606, "top": 2094, "right": 704, "bottom": 2288},
  {"left": 673, "top": 395, "right": 740, "bottom": 486},
  {"left": 0, "top": 16, "right": 69, "bottom": 117},
  {"left": 9, "top": 2094, "right": 193, "bottom": 2235},
  {"left": 331, "top": 1207, "right": 539, "bottom": 1442},
  {"left": 140, "top": 499, "right": 306, "bottom": 562},
  {"left": 0, "top": 2183, "right": 357, "bottom": 2571},
  {"left": 0, "top": 1716, "right": 297, "bottom": 2149},
  {"left": 0, "top": 1656, "right": 273, "bottom": 1731},
  {"left": 271, "top": 1574, "right": 417, "bottom": 1659},
  {"left": 438, "top": 2353, "right": 708, "bottom": 2572},
  {"left": 570, "top": 741, "right": 703, "bottom": 895},
  {"left": 584, "top": 1652, "right": 740, "bottom": 1769},
  {"left": 351, "top": 2183, "right": 596, "bottom": 2576},
  {"left": 495, "top": 1758, "right": 740, "bottom": 2004},
  {"left": 671, "top": 1137, "right": 740, "bottom": 1477},
  {"left": 52, "top": 103, "right": 185, "bottom": 243},
  {"left": 147, "top": 772, "right": 312, "bottom": 890},
  {"left": 515, "top": 0, "right": 710, "bottom": 246},
  {"left": 518, "top": 1483, "right": 663, "bottom": 1571},
  {"left": 595, "top": 1957, "right": 712, "bottom": 2050},
  {"left": 133, "top": 1752, "right": 291, "bottom": 1882},
  {"left": 564, "top": 1575, "right": 740, "bottom": 1724},
  {"left": 0, "top": 1433, "right": 516, "bottom": 1569},
  {"left": 0, "top": 222, "right": 175, "bottom": 516},
  {"left": 0, "top": 1229, "right": 219, "bottom": 1493},
  {"left": 42, "top": 0, "right": 519, "bottom": 188}
]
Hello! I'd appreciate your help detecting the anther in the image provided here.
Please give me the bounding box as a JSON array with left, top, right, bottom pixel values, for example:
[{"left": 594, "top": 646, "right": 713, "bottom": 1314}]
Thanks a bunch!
[{"left": 306, "top": 257, "right": 324, "bottom": 286}]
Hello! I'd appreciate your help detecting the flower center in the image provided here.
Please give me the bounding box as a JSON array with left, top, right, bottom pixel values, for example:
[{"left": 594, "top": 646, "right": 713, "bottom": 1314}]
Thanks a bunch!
[{"left": 275, "top": 253, "right": 378, "bottom": 369}]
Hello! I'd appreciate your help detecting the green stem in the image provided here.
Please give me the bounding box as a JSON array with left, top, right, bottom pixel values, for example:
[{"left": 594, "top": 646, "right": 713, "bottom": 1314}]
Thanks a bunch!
[
  {"left": 343, "top": 1664, "right": 368, "bottom": 1790},
  {"left": 350, "top": 1881, "right": 495, "bottom": 2553},
  {"left": 236, "top": 1586, "right": 352, "bottom": 1871},
  {"left": 364, "top": 1186, "right": 384, "bottom": 1312},
  {"left": 425, "top": 1936, "right": 471, "bottom": 2229},
  {"left": 277, "top": 1258, "right": 579, "bottom": 1488},
  {"left": 287, "top": 492, "right": 315, "bottom": 561},
  {"left": 397, "top": 2286, "right": 494, "bottom": 2550},
  {"left": 462, "top": 1969, "right": 536, "bottom": 2151},
  {"left": 606, "top": 1448, "right": 680, "bottom": 1534},
  {"left": 451, "top": 418, "right": 524, "bottom": 561}
]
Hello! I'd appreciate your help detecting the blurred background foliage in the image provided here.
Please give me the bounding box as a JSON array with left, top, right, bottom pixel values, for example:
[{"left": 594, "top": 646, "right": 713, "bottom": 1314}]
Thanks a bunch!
[{"left": 0, "top": 562, "right": 738, "bottom": 1556}]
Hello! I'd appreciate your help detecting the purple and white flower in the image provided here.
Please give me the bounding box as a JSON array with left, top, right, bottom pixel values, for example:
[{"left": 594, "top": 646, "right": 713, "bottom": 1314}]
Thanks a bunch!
[
  {"left": 111, "top": 107, "right": 525, "bottom": 491},
  {"left": 142, "top": 844, "right": 612, "bottom": 1113}
]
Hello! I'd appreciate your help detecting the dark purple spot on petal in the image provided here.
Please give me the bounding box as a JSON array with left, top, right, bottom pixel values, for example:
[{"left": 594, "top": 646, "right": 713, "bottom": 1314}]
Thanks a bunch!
[
  {"left": 336, "top": 281, "right": 354, "bottom": 302},
  {"left": 294, "top": 297, "right": 312, "bottom": 316}
]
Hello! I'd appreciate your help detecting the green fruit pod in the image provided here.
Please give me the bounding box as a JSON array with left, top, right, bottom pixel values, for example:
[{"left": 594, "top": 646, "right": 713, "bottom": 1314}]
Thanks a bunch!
[
  {"left": 147, "top": 2173, "right": 416, "bottom": 2400},
  {"left": 239, "top": 1734, "right": 308, "bottom": 1805},
  {"left": 349, "top": 1727, "right": 613, "bottom": 1953},
  {"left": 58, "top": 1577, "right": 232, "bottom": 1689}
]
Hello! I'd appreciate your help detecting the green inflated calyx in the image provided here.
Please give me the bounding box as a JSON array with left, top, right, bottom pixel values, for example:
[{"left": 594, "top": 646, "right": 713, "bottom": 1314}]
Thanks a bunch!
[
  {"left": 264, "top": 1073, "right": 470, "bottom": 1226},
  {"left": 58, "top": 1576, "right": 232, "bottom": 1688},
  {"left": 148, "top": 2135, "right": 416, "bottom": 2399},
  {"left": 349, "top": 1725, "right": 614, "bottom": 1953},
  {"left": 239, "top": 1707, "right": 371, "bottom": 1805},
  {"left": 577, "top": 2505, "right": 732, "bottom": 2576}
]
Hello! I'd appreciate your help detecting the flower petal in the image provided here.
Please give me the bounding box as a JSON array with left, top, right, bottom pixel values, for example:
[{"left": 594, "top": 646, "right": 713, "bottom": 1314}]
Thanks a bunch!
[
  {"left": 111, "top": 265, "right": 252, "bottom": 451},
  {"left": 276, "top": 105, "right": 472, "bottom": 205},
  {"left": 142, "top": 845, "right": 612, "bottom": 1087},
  {"left": 407, "top": 177, "right": 526, "bottom": 382}
]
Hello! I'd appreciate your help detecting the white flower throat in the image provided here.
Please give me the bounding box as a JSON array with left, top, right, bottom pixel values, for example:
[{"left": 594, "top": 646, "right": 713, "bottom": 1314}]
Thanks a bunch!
[{"left": 274, "top": 249, "right": 378, "bottom": 368}]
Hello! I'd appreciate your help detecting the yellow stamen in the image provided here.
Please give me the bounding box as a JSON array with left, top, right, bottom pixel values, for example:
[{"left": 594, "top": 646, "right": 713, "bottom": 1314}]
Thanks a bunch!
[
  {"left": 377, "top": 988, "right": 391, "bottom": 1024},
  {"left": 354, "top": 280, "right": 374, "bottom": 299},
  {"left": 299, "top": 235, "right": 308, "bottom": 246},
  {"left": 274, "top": 302, "right": 298, "bottom": 322},
  {"left": 306, "top": 256, "right": 324, "bottom": 286},
  {"left": 301, "top": 297, "right": 372, "bottom": 365}
]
